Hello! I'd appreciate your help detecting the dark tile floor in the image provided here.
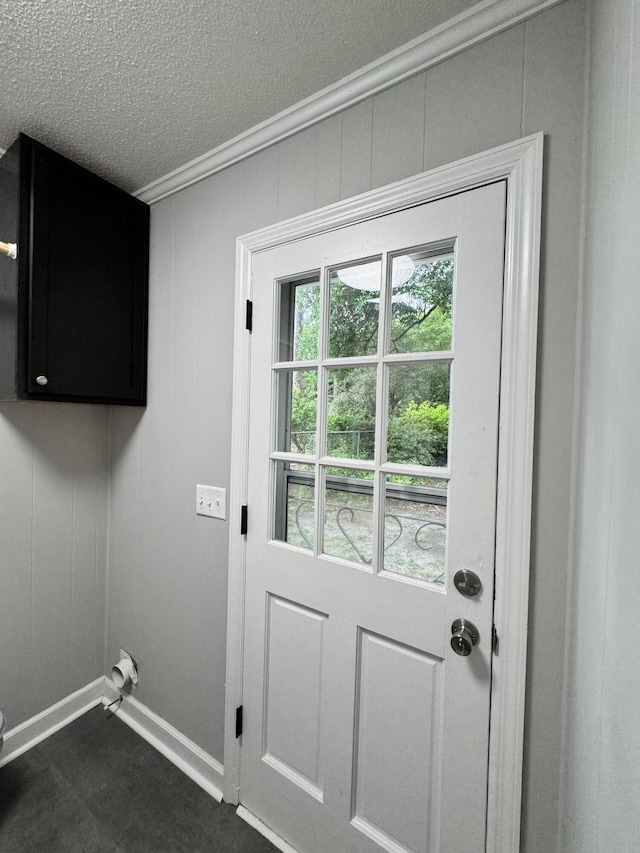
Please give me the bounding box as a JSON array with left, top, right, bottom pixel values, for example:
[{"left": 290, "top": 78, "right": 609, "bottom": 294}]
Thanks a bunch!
[{"left": 0, "top": 707, "right": 277, "bottom": 853}]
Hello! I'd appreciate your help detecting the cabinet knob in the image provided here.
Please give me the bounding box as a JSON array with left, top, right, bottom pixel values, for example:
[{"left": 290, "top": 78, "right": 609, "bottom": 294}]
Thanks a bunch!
[{"left": 35, "top": 375, "right": 48, "bottom": 386}]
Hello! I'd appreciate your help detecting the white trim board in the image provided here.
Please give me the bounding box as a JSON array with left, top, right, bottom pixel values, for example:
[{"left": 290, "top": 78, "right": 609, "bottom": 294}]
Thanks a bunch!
[
  {"left": 0, "top": 678, "right": 224, "bottom": 806},
  {"left": 224, "top": 133, "right": 543, "bottom": 853},
  {"left": 101, "top": 679, "right": 224, "bottom": 802},
  {"left": 135, "top": 0, "right": 561, "bottom": 204},
  {"left": 0, "top": 678, "right": 104, "bottom": 768}
]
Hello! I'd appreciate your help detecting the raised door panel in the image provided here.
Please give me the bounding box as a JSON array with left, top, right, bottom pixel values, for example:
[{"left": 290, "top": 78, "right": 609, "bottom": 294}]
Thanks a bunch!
[
  {"left": 352, "top": 630, "right": 443, "bottom": 853},
  {"left": 263, "top": 595, "right": 327, "bottom": 799}
]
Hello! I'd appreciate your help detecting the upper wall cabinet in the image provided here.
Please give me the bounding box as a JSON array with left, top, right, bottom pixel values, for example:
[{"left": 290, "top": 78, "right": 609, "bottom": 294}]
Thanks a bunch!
[{"left": 0, "top": 134, "right": 149, "bottom": 405}]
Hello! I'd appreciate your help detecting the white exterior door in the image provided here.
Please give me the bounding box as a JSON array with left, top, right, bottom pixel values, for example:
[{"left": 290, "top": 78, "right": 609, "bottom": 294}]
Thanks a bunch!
[{"left": 240, "top": 182, "right": 506, "bottom": 853}]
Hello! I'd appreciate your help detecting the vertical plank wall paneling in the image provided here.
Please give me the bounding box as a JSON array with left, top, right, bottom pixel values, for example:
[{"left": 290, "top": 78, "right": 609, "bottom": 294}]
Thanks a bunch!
[
  {"left": 313, "top": 114, "right": 342, "bottom": 210},
  {"left": 277, "top": 127, "right": 319, "bottom": 221},
  {"left": 370, "top": 73, "right": 426, "bottom": 188},
  {"left": 519, "top": 3, "right": 587, "bottom": 850},
  {"left": 340, "top": 99, "right": 374, "bottom": 199},
  {"left": 0, "top": 403, "right": 109, "bottom": 729},
  {"left": 424, "top": 24, "right": 525, "bottom": 171},
  {"left": 105, "top": 5, "right": 586, "bottom": 851},
  {"left": 561, "top": 1, "right": 640, "bottom": 850},
  {"left": 0, "top": 405, "right": 36, "bottom": 727}
]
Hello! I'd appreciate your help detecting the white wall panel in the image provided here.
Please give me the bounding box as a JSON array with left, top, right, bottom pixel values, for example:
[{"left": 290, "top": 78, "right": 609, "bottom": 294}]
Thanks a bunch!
[
  {"left": 314, "top": 115, "right": 343, "bottom": 209},
  {"left": 0, "top": 405, "right": 36, "bottom": 727},
  {"left": 277, "top": 127, "right": 320, "bottom": 221},
  {"left": 0, "top": 403, "right": 109, "bottom": 730},
  {"left": 340, "top": 99, "right": 374, "bottom": 200},
  {"left": 561, "top": 2, "right": 640, "bottom": 851},
  {"left": 425, "top": 25, "right": 525, "bottom": 171},
  {"left": 371, "top": 73, "right": 426, "bottom": 189},
  {"left": 518, "top": 3, "right": 586, "bottom": 850}
]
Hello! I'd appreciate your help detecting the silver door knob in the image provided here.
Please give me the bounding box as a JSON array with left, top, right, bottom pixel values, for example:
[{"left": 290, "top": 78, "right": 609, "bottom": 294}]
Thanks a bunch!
[
  {"left": 35, "top": 375, "right": 48, "bottom": 386},
  {"left": 453, "top": 569, "right": 482, "bottom": 597},
  {"left": 451, "top": 618, "right": 479, "bottom": 656}
]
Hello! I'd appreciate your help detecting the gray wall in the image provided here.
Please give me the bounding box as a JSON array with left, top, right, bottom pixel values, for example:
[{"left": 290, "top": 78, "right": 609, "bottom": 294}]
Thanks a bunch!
[
  {"left": 106, "top": 3, "right": 586, "bottom": 851},
  {"left": 560, "top": 1, "right": 640, "bottom": 850},
  {"left": 0, "top": 403, "right": 109, "bottom": 728}
]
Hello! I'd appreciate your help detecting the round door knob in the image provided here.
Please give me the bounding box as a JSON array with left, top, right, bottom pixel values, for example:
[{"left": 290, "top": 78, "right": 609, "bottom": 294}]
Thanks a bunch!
[
  {"left": 451, "top": 618, "right": 479, "bottom": 656},
  {"left": 35, "top": 375, "right": 48, "bottom": 386},
  {"left": 453, "top": 569, "right": 482, "bottom": 597}
]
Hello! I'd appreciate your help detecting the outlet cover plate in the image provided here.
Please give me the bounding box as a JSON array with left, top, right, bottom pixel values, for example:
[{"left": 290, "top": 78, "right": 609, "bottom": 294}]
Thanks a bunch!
[{"left": 196, "top": 484, "right": 226, "bottom": 520}]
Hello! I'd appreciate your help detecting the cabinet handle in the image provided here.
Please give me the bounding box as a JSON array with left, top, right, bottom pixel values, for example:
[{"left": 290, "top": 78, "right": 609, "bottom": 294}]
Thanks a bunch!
[{"left": 35, "top": 375, "right": 48, "bottom": 386}]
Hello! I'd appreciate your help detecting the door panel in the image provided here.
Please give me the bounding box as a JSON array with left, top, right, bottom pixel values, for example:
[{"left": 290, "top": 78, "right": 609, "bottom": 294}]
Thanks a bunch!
[
  {"left": 263, "top": 595, "right": 326, "bottom": 799},
  {"left": 241, "top": 182, "right": 507, "bottom": 853},
  {"left": 352, "top": 631, "right": 442, "bottom": 853}
]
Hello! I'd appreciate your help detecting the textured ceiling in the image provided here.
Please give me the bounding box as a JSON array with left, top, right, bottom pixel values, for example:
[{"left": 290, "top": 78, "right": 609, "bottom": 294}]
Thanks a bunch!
[{"left": 0, "top": 0, "right": 479, "bottom": 192}]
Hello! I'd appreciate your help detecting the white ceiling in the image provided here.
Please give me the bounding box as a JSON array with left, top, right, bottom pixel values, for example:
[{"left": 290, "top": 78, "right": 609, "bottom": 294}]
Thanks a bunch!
[{"left": 0, "top": 0, "right": 479, "bottom": 192}]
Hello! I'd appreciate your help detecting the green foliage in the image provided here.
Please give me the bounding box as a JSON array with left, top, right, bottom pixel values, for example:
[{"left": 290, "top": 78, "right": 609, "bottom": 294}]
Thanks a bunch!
[
  {"left": 388, "top": 402, "right": 449, "bottom": 467},
  {"left": 288, "top": 258, "right": 453, "bottom": 466},
  {"left": 326, "top": 368, "right": 376, "bottom": 459},
  {"left": 328, "top": 281, "right": 379, "bottom": 358},
  {"left": 389, "top": 259, "right": 453, "bottom": 353},
  {"left": 293, "top": 283, "right": 321, "bottom": 360}
]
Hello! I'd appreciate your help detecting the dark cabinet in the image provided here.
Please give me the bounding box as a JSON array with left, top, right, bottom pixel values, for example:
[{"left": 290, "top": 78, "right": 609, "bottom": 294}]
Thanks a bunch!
[{"left": 0, "top": 134, "right": 149, "bottom": 405}]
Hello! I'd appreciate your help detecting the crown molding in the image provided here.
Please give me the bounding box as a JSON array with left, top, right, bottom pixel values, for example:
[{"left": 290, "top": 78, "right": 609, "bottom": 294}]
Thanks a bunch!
[{"left": 135, "top": 0, "right": 561, "bottom": 204}]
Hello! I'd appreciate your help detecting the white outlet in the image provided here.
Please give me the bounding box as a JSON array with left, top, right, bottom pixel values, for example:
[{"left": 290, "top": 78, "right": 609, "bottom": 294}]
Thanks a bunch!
[{"left": 196, "top": 484, "right": 226, "bottom": 519}]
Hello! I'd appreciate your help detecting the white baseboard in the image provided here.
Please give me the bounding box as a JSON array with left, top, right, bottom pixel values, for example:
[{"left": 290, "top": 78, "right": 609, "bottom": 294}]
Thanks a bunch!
[
  {"left": 0, "top": 677, "right": 104, "bottom": 768},
  {"left": 237, "top": 806, "right": 299, "bottom": 853},
  {"left": 102, "top": 678, "right": 224, "bottom": 802},
  {"left": 0, "top": 677, "right": 225, "bottom": 806}
]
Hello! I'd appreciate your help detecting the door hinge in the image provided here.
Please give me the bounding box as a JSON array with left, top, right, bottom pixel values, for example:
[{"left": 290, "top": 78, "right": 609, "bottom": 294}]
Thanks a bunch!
[
  {"left": 235, "top": 705, "right": 243, "bottom": 738},
  {"left": 492, "top": 624, "right": 499, "bottom": 655},
  {"left": 240, "top": 504, "right": 248, "bottom": 535},
  {"left": 245, "top": 299, "right": 253, "bottom": 332}
]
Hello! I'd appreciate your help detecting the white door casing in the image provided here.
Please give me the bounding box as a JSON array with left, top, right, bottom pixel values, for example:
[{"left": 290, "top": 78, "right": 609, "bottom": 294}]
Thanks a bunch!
[{"left": 225, "top": 134, "right": 543, "bottom": 853}]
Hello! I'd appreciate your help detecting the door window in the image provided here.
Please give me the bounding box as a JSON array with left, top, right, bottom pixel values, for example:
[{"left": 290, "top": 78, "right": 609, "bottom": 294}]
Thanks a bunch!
[{"left": 273, "top": 246, "right": 454, "bottom": 585}]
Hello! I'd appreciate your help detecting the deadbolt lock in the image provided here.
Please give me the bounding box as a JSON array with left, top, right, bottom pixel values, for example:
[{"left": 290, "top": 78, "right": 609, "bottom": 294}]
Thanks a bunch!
[{"left": 453, "top": 569, "right": 482, "bottom": 597}]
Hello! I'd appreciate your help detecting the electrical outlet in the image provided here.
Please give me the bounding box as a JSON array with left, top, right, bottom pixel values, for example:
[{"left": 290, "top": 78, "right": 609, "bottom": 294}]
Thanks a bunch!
[{"left": 196, "top": 484, "right": 226, "bottom": 519}]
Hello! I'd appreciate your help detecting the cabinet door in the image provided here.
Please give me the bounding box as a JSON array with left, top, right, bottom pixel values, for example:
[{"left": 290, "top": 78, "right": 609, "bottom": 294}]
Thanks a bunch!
[{"left": 27, "top": 141, "right": 149, "bottom": 404}]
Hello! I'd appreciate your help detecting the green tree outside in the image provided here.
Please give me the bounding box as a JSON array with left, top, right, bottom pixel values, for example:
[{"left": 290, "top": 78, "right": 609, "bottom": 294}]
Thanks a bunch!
[{"left": 289, "top": 258, "right": 453, "bottom": 466}]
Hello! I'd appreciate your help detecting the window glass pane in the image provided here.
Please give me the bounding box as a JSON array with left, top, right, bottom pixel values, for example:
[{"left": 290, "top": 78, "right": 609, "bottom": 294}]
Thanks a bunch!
[
  {"left": 323, "top": 467, "right": 374, "bottom": 564},
  {"left": 388, "top": 251, "right": 453, "bottom": 354},
  {"left": 328, "top": 261, "right": 381, "bottom": 358},
  {"left": 275, "top": 369, "right": 317, "bottom": 454},
  {"left": 383, "top": 475, "right": 447, "bottom": 583},
  {"left": 274, "top": 461, "right": 315, "bottom": 549},
  {"left": 279, "top": 278, "right": 321, "bottom": 361},
  {"left": 387, "top": 363, "right": 450, "bottom": 467},
  {"left": 326, "top": 367, "right": 377, "bottom": 460}
]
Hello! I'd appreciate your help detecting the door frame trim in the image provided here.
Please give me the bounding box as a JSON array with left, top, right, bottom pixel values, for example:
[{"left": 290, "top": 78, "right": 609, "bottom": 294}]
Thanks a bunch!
[{"left": 224, "top": 132, "right": 543, "bottom": 852}]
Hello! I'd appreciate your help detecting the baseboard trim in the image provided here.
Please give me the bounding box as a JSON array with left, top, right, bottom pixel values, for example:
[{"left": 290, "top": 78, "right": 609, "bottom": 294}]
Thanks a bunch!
[
  {"left": 1, "top": 678, "right": 225, "bottom": 805},
  {"left": 102, "top": 678, "right": 224, "bottom": 802},
  {"left": 237, "top": 806, "right": 299, "bottom": 853},
  {"left": 0, "top": 678, "right": 104, "bottom": 768},
  {"left": 134, "top": 0, "right": 562, "bottom": 204}
]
